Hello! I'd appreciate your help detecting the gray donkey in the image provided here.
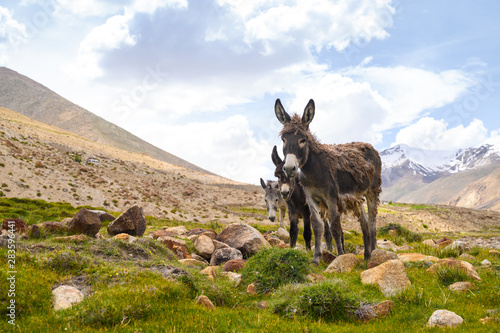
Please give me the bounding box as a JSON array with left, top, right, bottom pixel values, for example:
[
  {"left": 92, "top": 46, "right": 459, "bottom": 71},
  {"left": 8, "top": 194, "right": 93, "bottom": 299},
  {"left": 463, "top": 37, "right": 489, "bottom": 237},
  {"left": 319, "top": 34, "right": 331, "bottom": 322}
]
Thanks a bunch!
[
  {"left": 275, "top": 98, "right": 382, "bottom": 264},
  {"left": 260, "top": 178, "right": 287, "bottom": 228}
]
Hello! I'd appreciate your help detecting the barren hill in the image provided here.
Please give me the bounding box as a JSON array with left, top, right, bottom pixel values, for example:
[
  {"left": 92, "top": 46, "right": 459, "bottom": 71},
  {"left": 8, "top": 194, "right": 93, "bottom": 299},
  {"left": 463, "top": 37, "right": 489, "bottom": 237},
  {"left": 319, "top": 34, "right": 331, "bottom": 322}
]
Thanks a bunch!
[{"left": 0, "top": 67, "right": 209, "bottom": 174}]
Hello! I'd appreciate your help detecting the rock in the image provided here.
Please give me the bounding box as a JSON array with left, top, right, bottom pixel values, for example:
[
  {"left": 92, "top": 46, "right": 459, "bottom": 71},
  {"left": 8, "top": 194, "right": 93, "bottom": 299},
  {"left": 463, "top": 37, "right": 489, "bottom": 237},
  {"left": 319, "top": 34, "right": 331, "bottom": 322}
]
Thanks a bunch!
[
  {"left": 107, "top": 205, "right": 146, "bottom": 237},
  {"left": 268, "top": 237, "right": 286, "bottom": 247},
  {"left": 52, "top": 234, "right": 89, "bottom": 243},
  {"left": 213, "top": 239, "right": 230, "bottom": 250},
  {"left": 222, "top": 259, "right": 246, "bottom": 272},
  {"left": 200, "top": 266, "right": 218, "bottom": 281},
  {"left": 195, "top": 295, "right": 215, "bottom": 310},
  {"left": 157, "top": 236, "right": 191, "bottom": 259},
  {"left": 489, "top": 250, "right": 500, "bottom": 256},
  {"left": 481, "top": 259, "right": 491, "bottom": 266},
  {"left": 449, "top": 281, "right": 476, "bottom": 292},
  {"left": 356, "top": 300, "right": 394, "bottom": 321},
  {"left": 194, "top": 235, "right": 215, "bottom": 259},
  {"left": 388, "top": 229, "right": 398, "bottom": 237},
  {"left": 444, "top": 241, "right": 470, "bottom": 253},
  {"left": 162, "top": 226, "right": 188, "bottom": 235},
  {"left": 361, "top": 260, "right": 411, "bottom": 297},
  {"left": 200, "top": 230, "right": 217, "bottom": 240},
  {"left": 258, "top": 301, "right": 269, "bottom": 309},
  {"left": 479, "top": 317, "right": 496, "bottom": 324},
  {"left": 397, "top": 253, "right": 440, "bottom": 263},
  {"left": 322, "top": 250, "right": 337, "bottom": 265},
  {"left": 276, "top": 227, "right": 290, "bottom": 242},
  {"left": 377, "top": 239, "right": 398, "bottom": 251},
  {"left": 2, "top": 218, "right": 28, "bottom": 234},
  {"left": 190, "top": 253, "right": 210, "bottom": 264},
  {"left": 150, "top": 265, "right": 190, "bottom": 279},
  {"left": 68, "top": 208, "right": 102, "bottom": 236},
  {"left": 112, "top": 233, "right": 137, "bottom": 243},
  {"left": 367, "top": 249, "right": 399, "bottom": 268},
  {"left": 427, "top": 309, "right": 463, "bottom": 327},
  {"left": 38, "top": 221, "right": 67, "bottom": 233},
  {"left": 422, "top": 239, "right": 437, "bottom": 247},
  {"left": 210, "top": 247, "right": 243, "bottom": 266},
  {"left": 221, "top": 271, "right": 242, "bottom": 285},
  {"left": 151, "top": 229, "right": 177, "bottom": 239},
  {"left": 187, "top": 228, "right": 217, "bottom": 238},
  {"left": 325, "top": 253, "right": 359, "bottom": 273},
  {"left": 89, "top": 210, "right": 116, "bottom": 222},
  {"left": 427, "top": 259, "right": 481, "bottom": 281},
  {"left": 30, "top": 224, "right": 40, "bottom": 238},
  {"left": 52, "top": 285, "right": 84, "bottom": 311},
  {"left": 395, "top": 245, "right": 413, "bottom": 252},
  {"left": 246, "top": 283, "right": 257, "bottom": 295},
  {"left": 459, "top": 253, "right": 476, "bottom": 261},
  {"left": 307, "top": 273, "right": 326, "bottom": 283},
  {"left": 216, "top": 223, "right": 270, "bottom": 258},
  {"left": 435, "top": 237, "right": 454, "bottom": 247}
]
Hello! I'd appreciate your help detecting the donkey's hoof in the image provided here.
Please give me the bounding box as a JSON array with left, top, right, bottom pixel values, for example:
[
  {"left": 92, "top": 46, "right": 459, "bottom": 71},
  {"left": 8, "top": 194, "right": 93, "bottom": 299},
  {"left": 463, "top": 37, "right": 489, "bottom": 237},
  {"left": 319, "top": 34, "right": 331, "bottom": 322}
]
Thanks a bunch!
[{"left": 311, "top": 257, "right": 320, "bottom": 266}]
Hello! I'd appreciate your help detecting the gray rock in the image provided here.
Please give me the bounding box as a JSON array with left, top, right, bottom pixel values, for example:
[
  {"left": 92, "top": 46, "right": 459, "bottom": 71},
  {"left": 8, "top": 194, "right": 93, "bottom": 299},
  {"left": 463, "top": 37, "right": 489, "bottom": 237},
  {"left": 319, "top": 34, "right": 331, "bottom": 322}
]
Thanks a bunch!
[
  {"left": 216, "top": 223, "right": 270, "bottom": 257},
  {"left": 427, "top": 309, "right": 463, "bottom": 327},
  {"left": 68, "top": 209, "right": 101, "bottom": 236},
  {"left": 107, "top": 205, "right": 146, "bottom": 237},
  {"left": 210, "top": 247, "right": 243, "bottom": 266},
  {"left": 52, "top": 285, "right": 84, "bottom": 311}
]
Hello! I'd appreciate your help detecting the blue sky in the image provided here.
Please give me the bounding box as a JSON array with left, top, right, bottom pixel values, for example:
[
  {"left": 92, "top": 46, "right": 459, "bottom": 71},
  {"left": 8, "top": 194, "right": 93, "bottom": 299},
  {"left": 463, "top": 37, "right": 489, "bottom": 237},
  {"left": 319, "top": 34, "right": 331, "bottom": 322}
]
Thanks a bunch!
[{"left": 1, "top": 0, "right": 499, "bottom": 184}]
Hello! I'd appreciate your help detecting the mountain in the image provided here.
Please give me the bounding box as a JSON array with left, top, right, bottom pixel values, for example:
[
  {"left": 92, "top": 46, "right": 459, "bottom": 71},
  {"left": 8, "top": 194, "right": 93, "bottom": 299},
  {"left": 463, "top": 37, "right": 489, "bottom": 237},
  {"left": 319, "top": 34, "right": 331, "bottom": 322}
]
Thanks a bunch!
[
  {"left": 380, "top": 143, "right": 500, "bottom": 211},
  {"left": 0, "top": 67, "right": 211, "bottom": 175}
]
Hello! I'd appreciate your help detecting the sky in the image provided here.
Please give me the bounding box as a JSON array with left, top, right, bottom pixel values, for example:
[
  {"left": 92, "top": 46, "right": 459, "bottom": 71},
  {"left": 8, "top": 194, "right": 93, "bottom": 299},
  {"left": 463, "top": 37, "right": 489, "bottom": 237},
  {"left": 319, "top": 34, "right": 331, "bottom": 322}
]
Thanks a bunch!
[{"left": 1, "top": 0, "right": 499, "bottom": 184}]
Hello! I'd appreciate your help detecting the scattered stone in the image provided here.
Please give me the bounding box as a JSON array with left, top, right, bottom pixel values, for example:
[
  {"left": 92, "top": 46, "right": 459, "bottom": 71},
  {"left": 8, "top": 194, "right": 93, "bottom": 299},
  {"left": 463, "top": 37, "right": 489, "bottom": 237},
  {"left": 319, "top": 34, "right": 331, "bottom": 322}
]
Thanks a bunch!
[
  {"left": 190, "top": 253, "right": 209, "bottom": 264},
  {"left": 200, "top": 230, "right": 217, "bottom": 240},
  {"left": 480, "top": 317, "right": 497, "bottom": 324},
  {"left": 388, "top": 229, "right": 398, "bottom": 237},
  {"left": 107, "top": 205, "right": 146, "bottom": 237},
  {"left": 276, "top": 227, "right": 290, "bottom": 242},
  {"left": 268, "top": 237, "right": 285, "bottom": 247},
  {"left": 397, "top": 253, "right": 440, "bottom": 263},
  {"left": 2, "top": 218, "right": 28, "bottom": 234},
  {"left": 194, "top": 234, "right": 215, "bottom": 259},
  {"left": 443, "top": 241, "right": 470, "bottom": 253},
  {"left": 448, "top": 281, "right": 476, "bottom": 292},
  {"left": 210, "top": 247, "right": 243, "bottom": 266},
  {"left": 361, "top": 260, "right": 411, "bottom": 297},
  {"left": 112, "top": 233, "right": 137, "bottom": 243},
  {"left": 221, "top": 271, "right": 242, "bottom": 285},
  {"left": 216, "top": 223, "right": 270, "bottom": 257},
  {"left": 427, "top": 309, "right": 463, "bottom": 327},
  {"left": 307, "top": 273, "right": 326, "bottom": 283},
  {"left": 30, "top": 224, "right": 40, "bottom": 238},
  {"left": 187, "top": 228, "right": 217, "bottom": 237},
  {"left": 377, "top": 239, "right": 398, "bottom": 251},
  {"left": 157, "top": 236, "right": 191, "bottom": 259},
  {"left": 200, "top": 266, "right": 218, "bottom": 281},
  {"left": 427, "top": 259, "right": 481, "bottom": 281},
  {"left": 322, "top": 250, "right": 337, "bottom": 265},
  {"left": 246, "top": 283, "right": 257, "bottom": 296},
  {"left": 367, "top": 249, "right": 399, "bottom": 268},
  {"left": 325, "top": 253, "right": 359, "bottom": 273},
  {"left": 52, "top": 285, "right": 84, "bottom": 311},
  {"left": 435, "top": 237, "right": 454, "bottom": 247},
  {"left": 213, "top": 239, "right": 230, "bottom": 250},
  {"left": 258, "top": 301, "right": 269, "bottom": 309},
  {"left": 395, "top": 245, "right": 413, "bottom": 252},
  {"left": 222, "top": 259, "right": 246, "bottom": 272},
  {"left": 489, "top": 250, "right": 500, "bottom": 256},
  {"left": 422, "top": 239, "right": 438, "bottom": 247},
  {"left": 150, "top": 265, "right": 190, "bottom": 279},
  {"left": 178, "top": 259, "right": 207, "bottom": 268},
  {"left": 162, "top": 225, "right": 188, "bottom": 235},
  {"left": 151, "top": 229, "right": 177, "bottom": 239},
  {"left": 481, "top": 259, "right": 491, "bottom": 266},
  {"left": 89, "top": 210, "right": 116, "bottom": 222},
  {"left": 52, "top": 234, "right": 89, "bottom": 243},
  {"left": 67, "top": 209, "right": 102, "bottom": 236},
  {"left": 195, "top": 295, "right": 215, "bottom": 310}
]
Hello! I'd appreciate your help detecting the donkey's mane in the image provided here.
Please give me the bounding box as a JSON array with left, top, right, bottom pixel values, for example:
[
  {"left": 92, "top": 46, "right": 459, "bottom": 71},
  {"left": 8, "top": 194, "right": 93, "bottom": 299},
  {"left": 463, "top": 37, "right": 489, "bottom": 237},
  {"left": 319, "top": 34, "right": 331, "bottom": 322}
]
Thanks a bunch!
[{"left": 280, "top": 114, "right": 376, "bottom": 185}]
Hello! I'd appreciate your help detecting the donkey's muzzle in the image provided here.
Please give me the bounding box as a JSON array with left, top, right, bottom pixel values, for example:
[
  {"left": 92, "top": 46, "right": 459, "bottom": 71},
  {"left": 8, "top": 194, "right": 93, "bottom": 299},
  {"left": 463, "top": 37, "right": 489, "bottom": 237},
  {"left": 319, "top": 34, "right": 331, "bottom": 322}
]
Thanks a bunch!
[
  {"left": 283, "top": 154, "right": 299, "bottom": 178},
  {"left": 269, "top": 216, "right": 276, "bottom": 222}
]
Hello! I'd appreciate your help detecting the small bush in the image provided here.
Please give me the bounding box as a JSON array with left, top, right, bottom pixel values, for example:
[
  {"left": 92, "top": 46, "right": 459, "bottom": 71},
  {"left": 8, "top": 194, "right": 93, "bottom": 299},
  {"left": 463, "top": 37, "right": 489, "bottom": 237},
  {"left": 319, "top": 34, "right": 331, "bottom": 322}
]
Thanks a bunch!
[
  {"left": 241, "top": 248, "right": 311, "bottom": 295},
  {"left": 272, "top": 280, "right": 359, "bottom": 322},
  {"left": 435, "top": 265, "right": 472, "bottom": 286},
  {"left": 378, "top": 223, "right": 422, "bottom": 242}
]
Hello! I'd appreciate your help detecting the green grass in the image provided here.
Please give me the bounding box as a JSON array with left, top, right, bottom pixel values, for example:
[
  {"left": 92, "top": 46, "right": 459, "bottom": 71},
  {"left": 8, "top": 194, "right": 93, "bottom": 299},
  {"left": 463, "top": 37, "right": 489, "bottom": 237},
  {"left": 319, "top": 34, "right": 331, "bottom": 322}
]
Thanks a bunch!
[{"left": 0, "top": 197, "right": 499, "bottom": 332}]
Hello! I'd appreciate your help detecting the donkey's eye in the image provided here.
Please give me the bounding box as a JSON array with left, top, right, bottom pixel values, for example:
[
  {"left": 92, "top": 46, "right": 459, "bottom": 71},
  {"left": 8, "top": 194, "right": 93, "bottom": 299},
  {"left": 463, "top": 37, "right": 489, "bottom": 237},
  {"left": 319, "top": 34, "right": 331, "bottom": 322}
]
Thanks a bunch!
[
  {"left": 282, "top": 137, "right": 287, "bottom": 144},
  {"left": 299, "top": 138, "right": 307, "bottom": 146}
]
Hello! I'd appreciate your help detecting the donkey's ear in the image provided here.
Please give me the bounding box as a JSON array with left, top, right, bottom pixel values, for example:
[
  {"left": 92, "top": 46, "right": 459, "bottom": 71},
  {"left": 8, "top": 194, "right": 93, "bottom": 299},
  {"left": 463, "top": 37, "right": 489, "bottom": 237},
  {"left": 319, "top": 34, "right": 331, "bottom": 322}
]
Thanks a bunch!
[
  {"left": 275, "top": 99, "right": 291, "bottom": 124},
  {"left": 271, "top": 145, "right": 282, "bottom": 166},
  {"left": 260, "top": 178, "right": 267, "bottom": 189},
  {"left": 302, "top": 99, "right": 315, "bottom": 127}
]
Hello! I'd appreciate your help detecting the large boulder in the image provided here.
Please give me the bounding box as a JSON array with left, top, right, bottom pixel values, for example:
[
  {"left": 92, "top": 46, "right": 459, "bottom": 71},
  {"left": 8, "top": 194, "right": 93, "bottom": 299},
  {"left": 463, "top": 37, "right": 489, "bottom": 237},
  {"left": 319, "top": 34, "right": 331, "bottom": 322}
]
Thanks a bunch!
[
  {"left": 360, "top": 259, "right": 411, "bottom": 297},
  {"left": 194, "top": 235, "right": 215, "bottom": 259},
  {"left": 216, "top": 223, "right": 270, "bottom": 257},
  {"left": 210, "top": 247, "right": 243, "bottom": 266},
  {"left": 325, "top": 253, "right": 359, "bottom": 273},
  {"left": 157, "top": 236, "right": 191, "bottom": 259},
  {"left": 107, "top": 205, "right": 146, "bottom": 237},
  {"left": 68, "top": 209, "right": 101, "bottom": 236},
  {"left": 368, "top": 249, "right": 399, "bottom": 268}
]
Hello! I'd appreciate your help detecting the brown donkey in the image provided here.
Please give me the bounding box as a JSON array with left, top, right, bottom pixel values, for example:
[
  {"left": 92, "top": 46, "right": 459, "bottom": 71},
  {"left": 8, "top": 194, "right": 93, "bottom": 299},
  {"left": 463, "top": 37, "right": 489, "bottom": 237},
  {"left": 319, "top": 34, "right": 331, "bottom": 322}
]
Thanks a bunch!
[{"left": 275, "top": 98, "right": 382, "bottom": 264}]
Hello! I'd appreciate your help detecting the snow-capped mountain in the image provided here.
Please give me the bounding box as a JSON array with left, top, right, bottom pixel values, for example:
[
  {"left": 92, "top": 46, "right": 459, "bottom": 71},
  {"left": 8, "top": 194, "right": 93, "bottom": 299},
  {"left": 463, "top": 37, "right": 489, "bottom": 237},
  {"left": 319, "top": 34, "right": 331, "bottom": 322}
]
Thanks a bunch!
[{"left": 381, "top": 143, "right": 500, "bottom": 179}]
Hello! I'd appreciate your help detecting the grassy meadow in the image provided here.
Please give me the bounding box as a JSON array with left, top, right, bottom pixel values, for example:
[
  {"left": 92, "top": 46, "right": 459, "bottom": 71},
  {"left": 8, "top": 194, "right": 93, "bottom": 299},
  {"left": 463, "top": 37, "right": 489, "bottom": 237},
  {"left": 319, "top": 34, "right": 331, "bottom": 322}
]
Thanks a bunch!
[{"left": 0, "top": 197, "right": 499, "bottom": 332}]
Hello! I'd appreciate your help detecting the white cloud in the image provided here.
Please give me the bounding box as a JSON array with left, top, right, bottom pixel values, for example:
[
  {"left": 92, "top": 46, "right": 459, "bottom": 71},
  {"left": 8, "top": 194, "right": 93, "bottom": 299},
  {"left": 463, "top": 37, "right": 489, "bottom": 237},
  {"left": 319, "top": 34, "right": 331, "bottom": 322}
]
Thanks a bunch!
[
  {"left": 219, "top": 0, "right": 395, "bottom": 51},
  {"left": 0, "top": 6, "right": 27, "bottom": 63},
  {"left": 135, "top": 115, "right": 274, "bottom": 184},
  {"left": 393, "top": 117, "right": 489, "bottom": 151},
  {"left": 127, "top": 0, "right": 188, "bottom": 14}
]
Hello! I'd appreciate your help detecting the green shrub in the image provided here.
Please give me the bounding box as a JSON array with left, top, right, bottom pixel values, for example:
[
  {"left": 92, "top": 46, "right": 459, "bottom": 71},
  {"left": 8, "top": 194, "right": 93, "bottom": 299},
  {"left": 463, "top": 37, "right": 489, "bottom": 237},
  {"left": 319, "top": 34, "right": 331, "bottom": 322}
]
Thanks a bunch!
[
  {"left": 241, "top": 248, "right": 310, "bottom": 295},
  {"left": 378, "top": 223, "right": 422, "bottom": 242},
  {"left": 435, "top": 265, "right": 472, "bottom": 286},
  {"left": 272, "top": 280, "right": 359, "bottom": 322}
]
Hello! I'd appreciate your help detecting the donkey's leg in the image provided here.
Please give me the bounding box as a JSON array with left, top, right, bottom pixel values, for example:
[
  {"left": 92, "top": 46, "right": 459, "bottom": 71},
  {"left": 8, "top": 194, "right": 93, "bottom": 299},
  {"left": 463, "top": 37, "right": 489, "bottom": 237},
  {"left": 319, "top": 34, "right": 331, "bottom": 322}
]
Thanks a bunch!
[
  {"left": 279, "top": 207, "right": 286, "bottom": 229},
  {"left": 289, "top": 211, "right": 299, "bottom": 248},
  {"left": 322, "top": 217, "right": 333, "bottom": 252},
  {"left": 328, "top": 206, "right": 344, "bottom": 256},
  {"left": 305, "top": 196, "right": 324, "bottom": 265},
  {"left": 303, "top": 212, "right": 312, "bottom": 250},
  {"left": 359, "top": 206, "right": 372, "bottom": 260},
  {"left": 366, "top": 192, "right": 378, "bottom": 253}
]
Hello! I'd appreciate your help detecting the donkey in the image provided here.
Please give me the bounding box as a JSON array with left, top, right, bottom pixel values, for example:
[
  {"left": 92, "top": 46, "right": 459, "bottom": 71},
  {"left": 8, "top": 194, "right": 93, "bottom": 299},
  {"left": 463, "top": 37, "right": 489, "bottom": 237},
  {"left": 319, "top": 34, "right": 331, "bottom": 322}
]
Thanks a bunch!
[
  {"left": 275, "top": 98, "right": 382, "bottom": 264},
  {"left": 260, "top": 178, "right": 288, "bottom": 228},
  {"left": 271, "top": 145, "right": 333, "bottom": 251}
]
